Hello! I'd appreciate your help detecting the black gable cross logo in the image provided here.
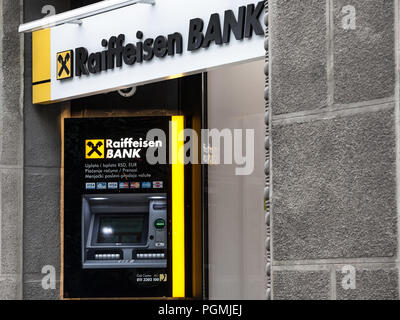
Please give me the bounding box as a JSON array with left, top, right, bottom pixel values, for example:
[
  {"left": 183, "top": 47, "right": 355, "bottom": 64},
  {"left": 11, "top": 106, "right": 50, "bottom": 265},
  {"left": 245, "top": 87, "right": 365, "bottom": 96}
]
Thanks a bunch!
[
  {"left": 85, "top": 140, "right": 105, "bottom": 159},
  {"left": 57, "top": 50, "right": 73, "bottom": 80}
]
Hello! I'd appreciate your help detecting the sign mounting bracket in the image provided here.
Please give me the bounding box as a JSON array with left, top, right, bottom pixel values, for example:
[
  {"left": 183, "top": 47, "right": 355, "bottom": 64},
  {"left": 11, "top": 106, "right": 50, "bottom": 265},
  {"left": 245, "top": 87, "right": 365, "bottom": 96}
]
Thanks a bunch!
[{"left": 19, "top": 0, "right": 155, "bottom": 33}]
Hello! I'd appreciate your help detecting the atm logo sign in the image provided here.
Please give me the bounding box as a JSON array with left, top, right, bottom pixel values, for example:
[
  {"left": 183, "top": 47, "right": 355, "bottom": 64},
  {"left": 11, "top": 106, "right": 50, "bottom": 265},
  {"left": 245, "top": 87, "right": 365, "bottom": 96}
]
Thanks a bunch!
[
  {"left": 85, "top": 138, "right": 160, "bottom": 160},
  {"left": 86, "top": 140, "right": 105, "bottom": 159},
  {"left": 57, "top": 50, "right": 73, "bottom": 80}
]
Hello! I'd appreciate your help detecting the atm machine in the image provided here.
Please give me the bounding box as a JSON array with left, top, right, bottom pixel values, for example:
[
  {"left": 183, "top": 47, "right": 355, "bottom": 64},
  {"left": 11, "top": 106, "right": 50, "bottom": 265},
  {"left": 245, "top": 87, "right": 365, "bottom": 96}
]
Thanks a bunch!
[
  {"left": 63, "top": 114, "right": 201, "bottom": 299},
  {"left": 82, "top": 194, "right": 168, "bottom": 269}
]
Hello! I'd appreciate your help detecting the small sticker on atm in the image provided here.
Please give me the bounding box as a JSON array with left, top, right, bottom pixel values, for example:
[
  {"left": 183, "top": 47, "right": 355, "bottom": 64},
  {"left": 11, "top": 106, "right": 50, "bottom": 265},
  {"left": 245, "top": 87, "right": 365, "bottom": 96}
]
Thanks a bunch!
[
  {"left": 130, "top": 182, "right": 141, "bottom": 189},
  {"left": 108, "top": 182, "right": 118, "bottom": 189},
  {"left": 160, "top": 274, "right": 168, "bottom": 282},
  {"left": 119, "top": 182, "right": 130, "bottom": 189},
  {"left": 85, "top": 183, "right": 96, "bottom": 190},
  {"left": 153, "top": 181, "right": 163, "bottom": 189},
  {"left": 142, "top": 182, "right": 152, "bottom": 189},
  {"left": 97, "top": 182, "right": 107, "bottom": 190}
]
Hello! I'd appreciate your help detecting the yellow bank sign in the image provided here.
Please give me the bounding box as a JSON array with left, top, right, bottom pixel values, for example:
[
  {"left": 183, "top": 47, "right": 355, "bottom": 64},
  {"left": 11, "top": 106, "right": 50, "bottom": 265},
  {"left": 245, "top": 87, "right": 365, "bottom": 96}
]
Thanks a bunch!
[{"left": 29, "top": 0, "right": 264, "bottom": 105}]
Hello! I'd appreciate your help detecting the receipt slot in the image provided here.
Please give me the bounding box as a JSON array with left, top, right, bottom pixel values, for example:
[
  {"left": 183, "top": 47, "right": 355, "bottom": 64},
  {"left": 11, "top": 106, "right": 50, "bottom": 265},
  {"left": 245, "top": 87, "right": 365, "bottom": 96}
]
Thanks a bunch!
[{"left": 82, "top": 194, "right": 168, "bottom": 269}]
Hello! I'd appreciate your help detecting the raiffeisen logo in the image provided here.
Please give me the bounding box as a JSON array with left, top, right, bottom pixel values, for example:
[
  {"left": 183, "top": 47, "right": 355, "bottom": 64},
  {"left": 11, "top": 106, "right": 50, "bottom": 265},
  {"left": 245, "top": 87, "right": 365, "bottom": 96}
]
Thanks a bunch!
[
  {"left": 86, "top": 139, "right": 105, "bottom": 159},
  {"left": 86, "top": 138, "right": 163, "bottom": 159}
]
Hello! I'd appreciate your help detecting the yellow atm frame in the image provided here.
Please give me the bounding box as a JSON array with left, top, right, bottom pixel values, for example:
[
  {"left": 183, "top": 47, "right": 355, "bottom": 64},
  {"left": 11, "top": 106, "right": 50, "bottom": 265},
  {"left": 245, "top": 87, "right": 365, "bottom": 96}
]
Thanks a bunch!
[{"left": 171, "top": 116, "right": 186, "bottom": 298}]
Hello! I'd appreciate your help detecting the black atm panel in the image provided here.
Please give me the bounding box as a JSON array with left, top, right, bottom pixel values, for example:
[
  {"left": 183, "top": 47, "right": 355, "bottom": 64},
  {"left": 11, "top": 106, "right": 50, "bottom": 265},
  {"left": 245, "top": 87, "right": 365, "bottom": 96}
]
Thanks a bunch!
[{"left": 64, "top": 117, "right": 172, "bottom": 298}]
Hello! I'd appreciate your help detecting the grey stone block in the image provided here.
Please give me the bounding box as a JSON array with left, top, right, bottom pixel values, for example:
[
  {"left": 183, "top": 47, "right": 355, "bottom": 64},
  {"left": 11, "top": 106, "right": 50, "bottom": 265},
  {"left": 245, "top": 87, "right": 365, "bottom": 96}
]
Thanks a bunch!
[
  {"left": 24, "top": 274, "right": 60, "bottom": 300},
  {"left": 272, "top": 109, "right": 397, "bottom": 260},
  {"left": 24, "top": 281, "right": 60, "bottom": 300},
  {"left": 1, "top": 0, "right": 22, "bottom": 114},
  {"left": 1, "top": 0, "right": 21, "bottom": 35},
  {"left": 0, "top": 277, "right": 19, "bottom": 300},
  {"left": 0, "top": 115, "right": 23, "bottom": 166},
  {"left": 270, "top": 0, "right": 328, "bottom": 115},
  {"left": 334, "top": 0, "right": 395, "bottom": 104},
  {"left": 273, "top": 270, "right": 330, "bottom": 300},
  {"left": 336, "top": 267, "right": 398, "bottom": 300},
  {"left": 23, "top": 169, "right": 60, "bottom": 274},
  {"left": 23, "top": 105, "right": 62, "bottom": 168},
  {"left": 0, "top": 169, "right": 23, "bottom": 275},
  {"left": 0, "top": 34, "right": 22, "bottom": 115}
]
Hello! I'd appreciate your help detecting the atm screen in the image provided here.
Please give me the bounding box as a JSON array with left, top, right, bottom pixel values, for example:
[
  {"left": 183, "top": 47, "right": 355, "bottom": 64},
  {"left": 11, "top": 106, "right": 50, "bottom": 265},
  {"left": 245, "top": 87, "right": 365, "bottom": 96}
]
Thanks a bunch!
[{"left": 97, "top": 215, "right": 146, "bottom": 244}]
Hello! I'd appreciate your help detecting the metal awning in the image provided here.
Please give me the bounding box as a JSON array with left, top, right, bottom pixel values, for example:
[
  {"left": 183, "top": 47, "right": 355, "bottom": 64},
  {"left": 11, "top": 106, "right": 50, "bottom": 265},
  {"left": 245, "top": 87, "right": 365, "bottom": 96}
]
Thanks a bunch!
[{"left": 18, "top": 0, "right": 155, "bottom": 33}]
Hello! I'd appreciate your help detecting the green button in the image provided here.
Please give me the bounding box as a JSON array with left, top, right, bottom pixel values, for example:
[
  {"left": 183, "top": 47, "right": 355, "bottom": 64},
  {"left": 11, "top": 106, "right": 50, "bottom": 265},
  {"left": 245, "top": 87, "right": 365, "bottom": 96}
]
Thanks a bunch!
[{"left": 155, "top": 219, "right": 166, "bottom": 229}]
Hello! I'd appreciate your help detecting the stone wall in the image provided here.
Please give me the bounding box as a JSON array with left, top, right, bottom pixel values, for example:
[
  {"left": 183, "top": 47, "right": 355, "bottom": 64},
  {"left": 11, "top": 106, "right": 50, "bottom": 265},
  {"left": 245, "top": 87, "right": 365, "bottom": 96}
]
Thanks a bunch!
[
  {"left": 270, "top": 0, "right": 399, "bottom": 300},
  {"left": 0, "top": 0, "right": 24, "bottom": 300}
]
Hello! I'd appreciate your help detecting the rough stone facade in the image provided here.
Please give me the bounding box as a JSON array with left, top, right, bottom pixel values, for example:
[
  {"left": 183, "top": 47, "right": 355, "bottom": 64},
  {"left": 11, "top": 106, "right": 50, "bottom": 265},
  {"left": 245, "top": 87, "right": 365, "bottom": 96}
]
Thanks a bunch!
[
  {"left": 271, "top": 0, "right": 399, "bottom": 300},
  {"left": 0, "top": 0, "right": 24, "bottom": 300}
]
